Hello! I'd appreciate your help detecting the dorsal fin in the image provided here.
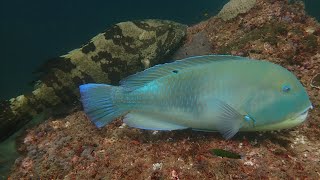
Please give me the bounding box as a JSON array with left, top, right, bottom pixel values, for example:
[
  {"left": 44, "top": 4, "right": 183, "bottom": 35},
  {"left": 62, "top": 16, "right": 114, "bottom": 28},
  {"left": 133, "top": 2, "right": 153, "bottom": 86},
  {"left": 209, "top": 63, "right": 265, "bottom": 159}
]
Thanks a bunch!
[{"left": 120, "top": 55, "right": 250, "bottom": 90}]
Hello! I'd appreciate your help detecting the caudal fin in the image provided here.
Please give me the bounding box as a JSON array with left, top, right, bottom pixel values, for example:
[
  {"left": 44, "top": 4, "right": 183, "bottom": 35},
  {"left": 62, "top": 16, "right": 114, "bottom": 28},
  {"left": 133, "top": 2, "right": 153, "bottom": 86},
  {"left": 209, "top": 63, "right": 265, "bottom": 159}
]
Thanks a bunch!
[{"left": 79, "top": 83, "right": 126, "bottom": 128}]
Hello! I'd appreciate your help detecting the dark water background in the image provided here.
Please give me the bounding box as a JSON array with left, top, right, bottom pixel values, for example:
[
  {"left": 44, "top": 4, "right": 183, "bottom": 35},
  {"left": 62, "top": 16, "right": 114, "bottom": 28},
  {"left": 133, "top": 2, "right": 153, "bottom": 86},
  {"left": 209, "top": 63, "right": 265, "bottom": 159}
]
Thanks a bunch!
[{"left": 0, "top": 0, "right": 319, "bottom": 100}]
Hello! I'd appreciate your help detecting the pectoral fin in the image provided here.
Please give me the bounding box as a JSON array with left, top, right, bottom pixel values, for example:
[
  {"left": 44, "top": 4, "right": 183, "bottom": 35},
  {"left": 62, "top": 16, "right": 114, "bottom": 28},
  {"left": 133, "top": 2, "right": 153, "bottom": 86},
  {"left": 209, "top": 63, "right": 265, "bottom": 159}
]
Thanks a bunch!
[{"left": 210, "top": 99, "right": 244, "bottom": 139}]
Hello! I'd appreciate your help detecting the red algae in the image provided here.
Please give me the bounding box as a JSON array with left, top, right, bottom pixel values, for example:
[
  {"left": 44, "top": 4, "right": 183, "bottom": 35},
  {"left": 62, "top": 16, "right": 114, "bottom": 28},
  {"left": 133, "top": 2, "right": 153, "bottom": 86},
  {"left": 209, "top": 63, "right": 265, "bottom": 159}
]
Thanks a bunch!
[{"left": 9, "top": 0, "right": 320, "bottom": 179}]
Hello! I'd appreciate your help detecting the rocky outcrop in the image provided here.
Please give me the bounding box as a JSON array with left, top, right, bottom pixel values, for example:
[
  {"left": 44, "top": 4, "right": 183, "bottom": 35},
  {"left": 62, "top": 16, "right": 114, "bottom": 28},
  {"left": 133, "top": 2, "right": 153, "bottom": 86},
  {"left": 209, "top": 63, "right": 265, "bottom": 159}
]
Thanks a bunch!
[{"left": 217, "top": 0, "right": 256, "bottom": 21}]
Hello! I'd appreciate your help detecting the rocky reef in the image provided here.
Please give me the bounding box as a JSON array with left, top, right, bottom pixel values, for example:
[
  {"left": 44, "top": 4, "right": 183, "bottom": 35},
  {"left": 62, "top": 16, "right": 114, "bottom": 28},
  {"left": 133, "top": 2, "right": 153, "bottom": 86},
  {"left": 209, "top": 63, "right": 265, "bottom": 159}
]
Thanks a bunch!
[{"left": 6, "top": 0, "right": 320, "bottom": 179}]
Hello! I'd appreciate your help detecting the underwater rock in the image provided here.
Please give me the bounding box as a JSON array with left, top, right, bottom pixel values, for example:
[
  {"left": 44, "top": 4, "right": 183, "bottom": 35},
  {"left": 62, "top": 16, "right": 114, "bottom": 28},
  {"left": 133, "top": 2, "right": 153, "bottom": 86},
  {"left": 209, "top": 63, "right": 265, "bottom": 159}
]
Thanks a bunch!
[
  {"left": 172, "top": 31, "right": 212, "bottom": 59},
  {"left": 0, "top": 19, "right": 187, "bottom": 142},
  {"left": 217, "top": 0, "right": 257, "bottom": 21}
]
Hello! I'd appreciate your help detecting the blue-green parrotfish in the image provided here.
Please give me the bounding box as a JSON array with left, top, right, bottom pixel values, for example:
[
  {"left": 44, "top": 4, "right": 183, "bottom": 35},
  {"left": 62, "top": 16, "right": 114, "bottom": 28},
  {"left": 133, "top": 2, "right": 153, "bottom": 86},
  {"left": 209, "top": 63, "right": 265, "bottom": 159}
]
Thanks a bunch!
[{"left": 79, "top": 55, "right": 312, "bottom": 139}]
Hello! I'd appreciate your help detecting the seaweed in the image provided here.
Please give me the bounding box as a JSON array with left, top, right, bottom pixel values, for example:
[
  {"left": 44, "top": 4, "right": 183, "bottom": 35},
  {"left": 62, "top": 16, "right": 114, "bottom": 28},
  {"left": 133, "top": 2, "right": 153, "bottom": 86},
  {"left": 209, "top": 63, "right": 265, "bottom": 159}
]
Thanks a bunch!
[{"left": 209, "top": 149, "right": 242, "bottom": 159}]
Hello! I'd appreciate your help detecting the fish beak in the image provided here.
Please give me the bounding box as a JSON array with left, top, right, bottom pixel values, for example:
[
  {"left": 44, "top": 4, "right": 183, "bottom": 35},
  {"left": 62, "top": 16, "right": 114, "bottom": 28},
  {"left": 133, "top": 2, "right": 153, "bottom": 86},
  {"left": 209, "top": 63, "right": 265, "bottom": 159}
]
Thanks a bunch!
[
  {"left": 290, "top": 105, "right": 313, "bottom": 124},
  {"left": 241, "top": 105, "right": 312, "bottom": 132},
  {"left": 294, "top": 110, "right": 308, "bottom": 123}
]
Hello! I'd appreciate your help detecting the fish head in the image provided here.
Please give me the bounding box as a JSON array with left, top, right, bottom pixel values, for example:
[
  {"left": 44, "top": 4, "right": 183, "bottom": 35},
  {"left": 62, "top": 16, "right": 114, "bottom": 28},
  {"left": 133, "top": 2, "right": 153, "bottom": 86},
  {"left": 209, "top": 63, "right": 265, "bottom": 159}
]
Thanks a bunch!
[{"left": 244, "top": 63, "right": 312, "bottom": 131}]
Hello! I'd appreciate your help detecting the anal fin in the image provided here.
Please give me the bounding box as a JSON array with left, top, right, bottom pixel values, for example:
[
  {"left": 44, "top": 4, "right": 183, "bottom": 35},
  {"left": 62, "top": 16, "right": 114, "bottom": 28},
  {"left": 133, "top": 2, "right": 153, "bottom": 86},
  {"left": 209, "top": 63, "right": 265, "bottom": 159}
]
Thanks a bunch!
[{"left": 123, "top": 112, "right": 187, "bottom": 130}]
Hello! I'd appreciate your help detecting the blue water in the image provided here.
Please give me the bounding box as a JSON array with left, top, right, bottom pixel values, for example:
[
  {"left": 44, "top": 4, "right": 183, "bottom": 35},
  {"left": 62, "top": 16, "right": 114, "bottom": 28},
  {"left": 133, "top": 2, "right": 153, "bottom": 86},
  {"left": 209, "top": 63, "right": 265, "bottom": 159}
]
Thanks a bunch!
[
  {"left": 305, "top": 0, "right": 320, "bottom": 20},
  {"left": 0, "top": 0, "right": 319, "bottom": 100}
]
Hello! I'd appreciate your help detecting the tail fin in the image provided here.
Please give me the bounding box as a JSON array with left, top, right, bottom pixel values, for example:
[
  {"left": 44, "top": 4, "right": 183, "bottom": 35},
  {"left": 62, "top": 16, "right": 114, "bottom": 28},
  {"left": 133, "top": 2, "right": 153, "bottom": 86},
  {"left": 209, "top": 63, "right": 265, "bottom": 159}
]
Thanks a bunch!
[{"left": 79, "top": 83, "right": 126, "bottom": 128}]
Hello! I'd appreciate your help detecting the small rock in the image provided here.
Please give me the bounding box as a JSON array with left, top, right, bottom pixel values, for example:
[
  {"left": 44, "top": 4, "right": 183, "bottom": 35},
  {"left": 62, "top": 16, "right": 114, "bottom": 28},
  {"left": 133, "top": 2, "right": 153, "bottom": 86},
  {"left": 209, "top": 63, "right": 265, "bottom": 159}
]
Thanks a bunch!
[{"left": 81, "top": 147, "right": 94, "bottom": 160}]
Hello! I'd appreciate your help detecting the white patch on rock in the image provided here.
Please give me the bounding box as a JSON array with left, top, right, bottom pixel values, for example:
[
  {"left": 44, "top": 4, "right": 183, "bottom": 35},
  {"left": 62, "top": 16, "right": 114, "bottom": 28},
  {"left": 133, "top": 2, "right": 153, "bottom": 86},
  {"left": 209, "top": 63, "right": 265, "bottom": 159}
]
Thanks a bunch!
[
  {"left": 141, "top": 58, "right": 150, "bottom": 68},
  {"left": 244, "top": 160, "right": 254, "bottom": 166},
  {"left": 119, "top": 123, "right": 127, "bottom": 129},
  {"left": 294, "top": 135, "right": 306, "bottom": 144},
  {"left": 152, "top": 163, "right": 163, "bottom": 171}
]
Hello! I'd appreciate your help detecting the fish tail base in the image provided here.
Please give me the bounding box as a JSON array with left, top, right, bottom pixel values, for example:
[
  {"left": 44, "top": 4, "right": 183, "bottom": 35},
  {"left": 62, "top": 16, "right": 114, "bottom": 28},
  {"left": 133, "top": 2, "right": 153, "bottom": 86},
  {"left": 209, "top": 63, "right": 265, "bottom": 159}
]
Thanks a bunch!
[{"left": 79, "top": 83, "right": 126, "bottom": 128}]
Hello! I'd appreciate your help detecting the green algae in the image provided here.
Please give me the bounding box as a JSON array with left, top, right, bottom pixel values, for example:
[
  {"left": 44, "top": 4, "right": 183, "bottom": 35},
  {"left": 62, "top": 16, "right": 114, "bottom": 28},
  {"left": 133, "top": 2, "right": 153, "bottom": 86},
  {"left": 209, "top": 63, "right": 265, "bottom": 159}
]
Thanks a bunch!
[{"left": 209, "top": 149, "right": 242, "bottom": 159}]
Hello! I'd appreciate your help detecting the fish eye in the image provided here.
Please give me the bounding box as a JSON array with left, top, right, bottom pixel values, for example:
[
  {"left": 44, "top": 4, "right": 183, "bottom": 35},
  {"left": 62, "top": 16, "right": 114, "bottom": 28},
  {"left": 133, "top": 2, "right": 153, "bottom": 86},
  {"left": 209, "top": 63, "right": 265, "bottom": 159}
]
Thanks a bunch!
[{"left": 282, "top": 85, "right": 291, "bottom": 93}]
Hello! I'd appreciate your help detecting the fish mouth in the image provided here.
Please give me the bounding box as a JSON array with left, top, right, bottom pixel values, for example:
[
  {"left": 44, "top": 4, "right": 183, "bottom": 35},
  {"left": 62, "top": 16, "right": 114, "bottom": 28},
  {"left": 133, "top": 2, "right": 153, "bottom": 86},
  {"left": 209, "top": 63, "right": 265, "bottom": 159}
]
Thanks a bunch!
[
  {"left": 292, "top": 106, "right": 311, "bottom": 123},
  {"left": 290, "top": 109, "right": 309, "bottom": 124},
  {"left": 241, "top": 105, "right": 313, "bottom": 131}
]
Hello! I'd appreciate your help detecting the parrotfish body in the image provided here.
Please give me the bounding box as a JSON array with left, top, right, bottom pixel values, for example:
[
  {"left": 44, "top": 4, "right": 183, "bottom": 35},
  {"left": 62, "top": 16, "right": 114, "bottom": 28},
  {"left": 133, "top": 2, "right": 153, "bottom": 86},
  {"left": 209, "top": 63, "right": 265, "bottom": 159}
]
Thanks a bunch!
[{"left": 80, "top": 55, "right": 312, "bottom": 139}]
